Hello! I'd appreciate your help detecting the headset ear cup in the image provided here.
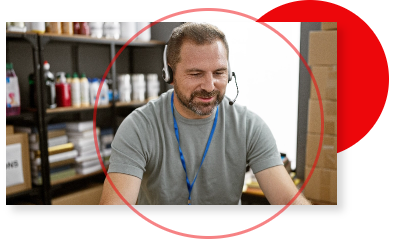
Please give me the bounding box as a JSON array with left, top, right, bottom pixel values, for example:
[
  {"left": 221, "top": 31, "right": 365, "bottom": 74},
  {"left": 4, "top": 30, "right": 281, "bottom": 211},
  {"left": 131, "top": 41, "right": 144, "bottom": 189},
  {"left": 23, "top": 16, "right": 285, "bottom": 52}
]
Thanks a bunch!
[{"left": 167, "top": 65, "right": 173, "bottom": 84}]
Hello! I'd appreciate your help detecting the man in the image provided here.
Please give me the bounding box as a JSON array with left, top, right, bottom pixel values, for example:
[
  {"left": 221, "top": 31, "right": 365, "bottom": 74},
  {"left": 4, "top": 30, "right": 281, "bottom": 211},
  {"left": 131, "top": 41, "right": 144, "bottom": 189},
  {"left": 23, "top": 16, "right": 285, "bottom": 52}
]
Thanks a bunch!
[{"left": 100, "top": 22, "right": 310, "bottom": 205}]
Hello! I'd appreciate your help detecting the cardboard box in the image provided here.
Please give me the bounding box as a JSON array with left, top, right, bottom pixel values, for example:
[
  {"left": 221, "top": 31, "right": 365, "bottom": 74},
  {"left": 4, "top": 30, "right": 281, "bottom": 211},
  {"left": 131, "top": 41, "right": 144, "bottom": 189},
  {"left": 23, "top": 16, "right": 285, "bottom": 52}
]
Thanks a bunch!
[
  {"left": 308, "top": 99, "right": 337, "bottom": 135},
  {"left": 321, "top": 22, "right": 337, "bottom": 30},
  {"left": 52, "top": 184, "right": 103, "bottom": 205},
  {"left": 6, "top": 133, "right": 32, "bottom": 196},
  {"left": 6, "top": 125, "right": 14, "bottom": 135},
  {"left": 305, "top": 133, "right": 337, "bottom": 170},
  {"left": 308, "top": 30, "right": 337, "bottom": 66},
  {"left": 304, "top": 166, "right": 337, "bottom": 204},
  {"left": 310, "top": 65, "right": 337, "bottom": 101}
]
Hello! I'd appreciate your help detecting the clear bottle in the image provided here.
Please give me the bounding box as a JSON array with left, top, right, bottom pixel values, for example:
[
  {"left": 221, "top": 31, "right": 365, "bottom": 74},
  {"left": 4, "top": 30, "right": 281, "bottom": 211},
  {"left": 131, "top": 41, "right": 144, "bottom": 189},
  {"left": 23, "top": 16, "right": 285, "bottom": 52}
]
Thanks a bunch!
[
  {"left": 6, "top": 63, "right": 21, "bottom": 116},
  {"left": 100, "top": 79, "right": 109, "bottom": 105},
  {"left": 71, "top": 72, "right": 81, "bottom": 107},
  {"left": 80, "top": 73, "right": 90, "bottom": 106},
  {"left": 43, "top": 61, "right": 57, "bottom": 109}
]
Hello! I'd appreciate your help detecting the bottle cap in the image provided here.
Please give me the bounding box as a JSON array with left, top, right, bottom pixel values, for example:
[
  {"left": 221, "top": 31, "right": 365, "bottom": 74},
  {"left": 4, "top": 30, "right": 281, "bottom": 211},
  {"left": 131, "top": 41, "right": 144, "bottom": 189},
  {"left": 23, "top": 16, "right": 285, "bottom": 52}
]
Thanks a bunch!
[
  {"left": 81, "top": 73, "right": 86, "bottom": 78},
  {"left": 6, "top": 63, "right": 13, "bottom": 69},
  {"left": 73, "top": 72, "right": 78, "bottom": 78},
  {"left": 65, "top": 73, "right": 71, "bottom": 78}
]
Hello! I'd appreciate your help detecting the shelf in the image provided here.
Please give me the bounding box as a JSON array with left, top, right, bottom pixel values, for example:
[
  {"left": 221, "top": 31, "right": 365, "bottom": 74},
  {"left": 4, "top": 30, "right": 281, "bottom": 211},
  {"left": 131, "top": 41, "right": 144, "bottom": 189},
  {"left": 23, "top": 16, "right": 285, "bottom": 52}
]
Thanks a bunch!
[
  {"left": 6, "top": 31, "right": 38, "bottom": 39},
  {"left": 6, "top": 186, "right": 42, "bottom": 203},
  {"left": 46, "top": 104, "right": 112, "bottom": 114},
  {"left": 39, "top": 33, "right": 165, "bottom": 47},
  {"left": 115, "top": 98, "right": 156, "bottom": 107},
  {"left": 51, "top": 169, "right": 105, "bottom": 186},
  {"left": 6, "top": 111, "right": 36, "bottom": 123}
]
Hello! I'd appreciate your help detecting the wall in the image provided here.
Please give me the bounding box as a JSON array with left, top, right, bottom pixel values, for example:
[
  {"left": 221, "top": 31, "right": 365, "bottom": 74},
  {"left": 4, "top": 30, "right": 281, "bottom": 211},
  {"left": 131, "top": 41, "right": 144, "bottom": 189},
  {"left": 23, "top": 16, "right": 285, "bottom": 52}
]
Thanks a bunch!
[{"left": 210, "top": 22, "right": 301, "bottom": 169}]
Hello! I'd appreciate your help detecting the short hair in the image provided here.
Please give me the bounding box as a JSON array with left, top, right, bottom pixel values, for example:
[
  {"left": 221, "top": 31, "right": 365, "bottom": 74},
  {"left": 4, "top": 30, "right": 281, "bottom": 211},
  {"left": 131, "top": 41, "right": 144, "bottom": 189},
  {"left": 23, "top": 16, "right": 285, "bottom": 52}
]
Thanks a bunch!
[{"left": 167, "top": 22, "right": 229, "bottom": 71}]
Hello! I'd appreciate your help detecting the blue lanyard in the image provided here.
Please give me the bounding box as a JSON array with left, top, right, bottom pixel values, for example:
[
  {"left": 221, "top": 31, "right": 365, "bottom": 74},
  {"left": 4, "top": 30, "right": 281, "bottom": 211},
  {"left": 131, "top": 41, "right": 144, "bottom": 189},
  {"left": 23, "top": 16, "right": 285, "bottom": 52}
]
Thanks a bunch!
[{"left": 171, "top": 92, "right": 219, "bottom": 205}]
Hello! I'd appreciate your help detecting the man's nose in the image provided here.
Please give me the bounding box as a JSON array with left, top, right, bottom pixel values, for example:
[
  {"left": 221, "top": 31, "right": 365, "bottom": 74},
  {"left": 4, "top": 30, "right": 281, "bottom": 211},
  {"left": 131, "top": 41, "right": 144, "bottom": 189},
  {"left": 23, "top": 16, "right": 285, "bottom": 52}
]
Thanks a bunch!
[{"left": 200, "top": 72, "right": 215, "bottom": 92}]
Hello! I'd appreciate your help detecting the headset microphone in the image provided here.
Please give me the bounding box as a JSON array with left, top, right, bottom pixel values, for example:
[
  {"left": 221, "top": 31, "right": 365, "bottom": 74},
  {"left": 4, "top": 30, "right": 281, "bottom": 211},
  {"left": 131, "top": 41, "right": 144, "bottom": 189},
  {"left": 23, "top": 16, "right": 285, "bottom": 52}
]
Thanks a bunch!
[{"left": 228, "top": 72, "right": 239, "bottom": 105}]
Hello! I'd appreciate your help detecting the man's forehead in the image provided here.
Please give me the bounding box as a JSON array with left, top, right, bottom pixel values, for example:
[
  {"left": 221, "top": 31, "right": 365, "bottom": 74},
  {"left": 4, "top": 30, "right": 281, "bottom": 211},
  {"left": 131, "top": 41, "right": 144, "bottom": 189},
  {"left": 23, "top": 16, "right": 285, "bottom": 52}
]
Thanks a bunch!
[{"left": 180, "top": 39, "right": 228, "bottom": 56}]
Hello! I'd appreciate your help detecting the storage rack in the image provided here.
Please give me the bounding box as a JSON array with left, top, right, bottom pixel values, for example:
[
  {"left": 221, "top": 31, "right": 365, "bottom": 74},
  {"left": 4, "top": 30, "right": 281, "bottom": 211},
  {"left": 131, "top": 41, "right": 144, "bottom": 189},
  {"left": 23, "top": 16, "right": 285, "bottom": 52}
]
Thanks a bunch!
[{"left": 6, "top": 29, "right": 169, "bottom": 205}]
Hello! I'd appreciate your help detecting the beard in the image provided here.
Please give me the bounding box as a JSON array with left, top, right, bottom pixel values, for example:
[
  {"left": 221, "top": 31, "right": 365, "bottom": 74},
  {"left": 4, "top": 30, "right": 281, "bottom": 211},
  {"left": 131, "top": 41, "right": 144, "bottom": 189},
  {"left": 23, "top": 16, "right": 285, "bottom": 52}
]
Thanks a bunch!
[{"left": 174, "top": 82, "right": 225, "bottom": 116}]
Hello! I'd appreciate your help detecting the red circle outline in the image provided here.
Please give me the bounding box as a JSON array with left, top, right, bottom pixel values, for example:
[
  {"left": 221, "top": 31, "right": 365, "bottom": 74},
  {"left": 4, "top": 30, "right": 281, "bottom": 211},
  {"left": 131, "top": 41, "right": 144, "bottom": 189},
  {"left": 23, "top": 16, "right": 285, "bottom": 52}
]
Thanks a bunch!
[{"left": 93, "top": 8, "right": 323, "bottom": 238}]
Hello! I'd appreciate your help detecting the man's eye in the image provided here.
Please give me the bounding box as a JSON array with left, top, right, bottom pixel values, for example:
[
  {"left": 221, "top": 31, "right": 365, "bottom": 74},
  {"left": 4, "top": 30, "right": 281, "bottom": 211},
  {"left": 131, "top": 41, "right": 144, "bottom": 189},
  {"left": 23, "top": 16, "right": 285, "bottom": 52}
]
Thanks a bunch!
[
  {"left": 190, "top": 73, "right": 200, "bottom": 76},
  {"left": 214, "top": 72, "right": 224, "bottom": 75}
]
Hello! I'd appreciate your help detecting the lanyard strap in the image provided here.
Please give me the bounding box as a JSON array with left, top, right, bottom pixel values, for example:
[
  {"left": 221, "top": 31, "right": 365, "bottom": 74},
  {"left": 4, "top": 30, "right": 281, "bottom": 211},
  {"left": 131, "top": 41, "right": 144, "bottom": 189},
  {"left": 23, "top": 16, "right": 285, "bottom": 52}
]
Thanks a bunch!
[{"left": 171, "top": 92, "right": 219, "bottom": 205}]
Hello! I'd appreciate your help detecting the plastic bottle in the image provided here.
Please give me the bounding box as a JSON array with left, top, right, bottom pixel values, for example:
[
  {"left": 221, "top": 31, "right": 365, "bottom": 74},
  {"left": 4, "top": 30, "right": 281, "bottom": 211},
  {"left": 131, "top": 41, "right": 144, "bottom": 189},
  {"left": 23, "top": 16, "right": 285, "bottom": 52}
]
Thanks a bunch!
[
  {"left": 147, "top": 73, "right": 159, "bottom": 99},
  {"left": 62, "top": 22, "right": 73, "bottom": 35},
  {"left": 135, "top": 22, "right": 151, "bottom": 41},
  {"left": 46, "top": 22, "right": 62, "bottom": 34},
  {"left": 118, "top": 74, "right": 131, "bottom": 102},
  {"left": 89, "top": 78, "right": 100, "bottom": 106},
  {"left": 6, "top": 63, "right": 21, "bottom": 116},
  {"left": 73, "top": 22, "right": 80, "bottom": 34},
  {"left": 30, "top": 22, "right": 46, "bottom": 33},
  {"left": 104, "top": 22, "right": 120, "bottom": 39},
  {"left": 71, "top": 72, "right": 81, "bottom": 107},
  {"left": 43, "top": 61, "right": 57, "bottom": 109},
  {"left": 100, "top": 80, "right": 109, "bottom": 105},
  {"left": 89, "top": 22, "right": 103, "bottom": 38},
  {"left": 80, "top": 73, "right": 90, "bottom": 106},
  {"left": 131, "top": 73, "right": 146, "bottom": 102},
  {"left": 80, "top": 22, "right": 90, "bottom": 36},
  {"left": 55, "top": 73, "right": 72, "bottom": 107},
  {"left": 65, "top": 73, "right": 72, "bottom": 84}
]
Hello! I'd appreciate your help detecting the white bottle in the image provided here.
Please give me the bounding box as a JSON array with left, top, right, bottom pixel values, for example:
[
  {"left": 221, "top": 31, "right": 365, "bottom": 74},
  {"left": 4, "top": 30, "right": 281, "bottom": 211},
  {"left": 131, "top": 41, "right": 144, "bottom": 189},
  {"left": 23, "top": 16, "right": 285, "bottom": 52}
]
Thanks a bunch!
[
  {"left": 131, "top": 73, "right": 145, "bottom": 102},
  {"left": 89, "top": 78, "right": 100, "bottom": 106},
  {"left": 100, "top": 80, "right": 109, "bottom": 105},
  {"left": 71, "top": 72, "right": 81, "bottom": 107},
  {"left": 80, "top": 73, "right": 90, "bottom": 107},
  {"left": 147, "top": 73, "right": 159, "bottom": 99},
  {"left": 118, "top": 74, "right": 131, "bottom": 102},
  {"left": 103, "top": 22, "right": 120, "bottom": 39}
]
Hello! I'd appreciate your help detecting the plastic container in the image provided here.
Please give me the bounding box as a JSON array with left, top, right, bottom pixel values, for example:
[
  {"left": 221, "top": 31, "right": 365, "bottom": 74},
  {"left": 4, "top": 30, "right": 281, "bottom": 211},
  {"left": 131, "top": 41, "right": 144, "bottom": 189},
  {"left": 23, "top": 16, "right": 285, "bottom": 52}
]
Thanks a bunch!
[
  {"left": 46, "top": 22, "right": 62, "bottom": 34},
  {"left": 89, "top": 22, "right": 103, "bottom": 38},
  {"left": 6, "top": 63, "right": 21, "bottom": 116},
  {"left": 55, "top": 73, "right": 72, "bottom": 107},
  {"left": 104, "top": 22, "right": 120, "bottom": 39},
  {"left": 62, "top": 22, "right": 73, "bottom": 35},
  {"left": 135, "top": 22, "right": 151, "bottom": 41},
  {"left": 71, "top": 72, "right": 81, "bottom": 107},
  {"left": 147, "top": 73, "right": 159, "bottom": 99},
  {"left": 100, "top": 80, "right": 109, "bottom": 105},
  {"left": 65, "top": 73, "right": 72, "bottom": 84},
  {"left": 44, "top": 61, "right": 57, "bottom": 109},
  {"left": 120, "top": 22, "right": 137, "bottom": 40},
  {"left": 80, "top": 73, "right": 90, "bottom": 106},
  {"left": 117, "top": 74, "right": 131, "bottom": 102},
  {"left": 131, "top": 73, "right": 145, "bottom": 101},
  {"left": 89, "top": 78, "right": 100, "bottom": 106},
  {"left": 30, "top": 22, "right": 46, "bottom": 33},
  {"left": 73, "top": 22, "right": 81, "bottom": 34},
  {"left": 80, "top": 22, "right": 90, "bottom": 36}
]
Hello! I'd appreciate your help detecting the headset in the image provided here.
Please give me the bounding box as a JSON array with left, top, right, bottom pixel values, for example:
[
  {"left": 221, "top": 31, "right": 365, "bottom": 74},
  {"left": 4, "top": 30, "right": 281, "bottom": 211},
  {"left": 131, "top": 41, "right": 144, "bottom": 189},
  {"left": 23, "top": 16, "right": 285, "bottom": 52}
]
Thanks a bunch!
[{"left": 162, "top": 45, "right": 239, "bottom": 105}]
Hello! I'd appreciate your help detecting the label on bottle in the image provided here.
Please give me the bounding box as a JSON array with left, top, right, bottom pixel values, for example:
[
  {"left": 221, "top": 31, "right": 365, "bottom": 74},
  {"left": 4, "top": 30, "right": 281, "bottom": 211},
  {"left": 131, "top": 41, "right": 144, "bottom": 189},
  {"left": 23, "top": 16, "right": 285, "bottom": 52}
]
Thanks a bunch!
[
  {"left": 6, "top": 76, "right": 21, "bottom": 108},
  {"left": 71, "top": 81, "right": 81, "bottom": 107},
  {"left": 80, "top": 80, "right": 90, "bottom": 106}
]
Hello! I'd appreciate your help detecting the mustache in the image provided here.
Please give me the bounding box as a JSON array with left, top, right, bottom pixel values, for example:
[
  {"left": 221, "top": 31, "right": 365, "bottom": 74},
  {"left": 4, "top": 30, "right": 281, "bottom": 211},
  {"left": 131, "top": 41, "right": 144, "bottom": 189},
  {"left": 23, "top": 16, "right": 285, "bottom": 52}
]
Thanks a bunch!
[{"left": 191, "top": 90, "right": 220, "bottom": 98}]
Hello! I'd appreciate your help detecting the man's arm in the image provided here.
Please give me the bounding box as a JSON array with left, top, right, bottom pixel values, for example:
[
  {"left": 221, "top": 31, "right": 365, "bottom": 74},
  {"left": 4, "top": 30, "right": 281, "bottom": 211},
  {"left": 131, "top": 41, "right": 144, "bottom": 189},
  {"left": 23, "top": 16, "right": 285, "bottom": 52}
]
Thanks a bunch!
[
  {"left": 99, "top": 173, "right": 141, "bottom": 205},
  {"left": 255, "top": 165, "right": 311, "bottom": 205}
]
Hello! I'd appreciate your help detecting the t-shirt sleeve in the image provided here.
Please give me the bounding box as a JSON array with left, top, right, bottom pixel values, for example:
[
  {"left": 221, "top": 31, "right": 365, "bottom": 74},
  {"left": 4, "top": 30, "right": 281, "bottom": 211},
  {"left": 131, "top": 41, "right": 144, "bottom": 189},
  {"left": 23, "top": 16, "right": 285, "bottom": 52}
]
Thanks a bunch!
[
  {"left": 107, "top": 110, "right": 153, "bottom": 179},
  {"left": 246, "top": 110, "right": 283, "bottom": 174}
]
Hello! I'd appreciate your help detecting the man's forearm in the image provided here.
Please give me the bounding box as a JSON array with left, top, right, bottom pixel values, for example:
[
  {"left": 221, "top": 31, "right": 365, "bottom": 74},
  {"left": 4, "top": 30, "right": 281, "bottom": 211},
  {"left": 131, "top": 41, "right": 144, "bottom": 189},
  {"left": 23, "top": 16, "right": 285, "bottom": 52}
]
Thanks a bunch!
[{"left": 291, "top": 194, "right": 311, "bottom": 205}]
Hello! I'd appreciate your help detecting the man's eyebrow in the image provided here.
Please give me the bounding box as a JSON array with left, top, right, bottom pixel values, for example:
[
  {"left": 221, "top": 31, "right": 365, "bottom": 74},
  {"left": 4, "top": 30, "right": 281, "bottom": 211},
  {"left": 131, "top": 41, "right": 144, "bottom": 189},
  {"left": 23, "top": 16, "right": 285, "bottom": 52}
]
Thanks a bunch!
[{"left": 185, "top": 67, "right": 228, "bottom": 73}]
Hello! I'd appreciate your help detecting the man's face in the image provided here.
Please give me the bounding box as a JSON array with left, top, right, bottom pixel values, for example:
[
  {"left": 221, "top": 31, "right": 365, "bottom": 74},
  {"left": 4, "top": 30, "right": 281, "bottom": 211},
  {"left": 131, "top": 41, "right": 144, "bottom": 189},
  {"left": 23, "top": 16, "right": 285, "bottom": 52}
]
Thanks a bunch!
[{"left": 172, "top": 39, "right": 229, "bottom": 118}]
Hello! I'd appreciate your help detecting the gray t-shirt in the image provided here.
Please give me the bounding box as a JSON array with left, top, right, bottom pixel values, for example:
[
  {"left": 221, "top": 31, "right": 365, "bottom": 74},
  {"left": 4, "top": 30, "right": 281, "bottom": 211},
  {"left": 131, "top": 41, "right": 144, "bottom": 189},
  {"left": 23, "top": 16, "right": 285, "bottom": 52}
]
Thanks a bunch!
[{"left": 108, "top": 89, "right": 283, "bottom": 205}]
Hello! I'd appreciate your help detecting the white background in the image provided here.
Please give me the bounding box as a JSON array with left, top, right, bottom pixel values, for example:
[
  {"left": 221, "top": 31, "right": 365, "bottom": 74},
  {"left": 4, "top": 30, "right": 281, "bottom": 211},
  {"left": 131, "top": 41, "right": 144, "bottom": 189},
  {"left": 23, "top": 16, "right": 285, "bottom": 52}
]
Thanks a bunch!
[{"left": 2, "top": 1, "right": 411, "bottom": 239}]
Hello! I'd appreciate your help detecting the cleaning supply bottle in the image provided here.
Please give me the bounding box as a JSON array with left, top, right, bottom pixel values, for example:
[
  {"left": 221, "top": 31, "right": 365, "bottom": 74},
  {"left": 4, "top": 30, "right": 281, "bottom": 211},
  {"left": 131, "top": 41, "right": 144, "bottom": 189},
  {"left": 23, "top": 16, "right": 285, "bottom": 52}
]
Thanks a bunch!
[
  {"left": 71, "top": 72, "right": 81, "bottom": 107},
  {"left": 80, "top": 73, "right": 90, "bottom": 107},
  {"left": 43, "top": 61, "right": 56, "bottom": 109},
  {"left": 55, "top": 73, "right": 71, "bottom": 107},
  {"left": 6, "top": 63, "right": 21, "bottom": 116},
  {"left": 89, "top": 78, "right": 100, "bottom": 106}
]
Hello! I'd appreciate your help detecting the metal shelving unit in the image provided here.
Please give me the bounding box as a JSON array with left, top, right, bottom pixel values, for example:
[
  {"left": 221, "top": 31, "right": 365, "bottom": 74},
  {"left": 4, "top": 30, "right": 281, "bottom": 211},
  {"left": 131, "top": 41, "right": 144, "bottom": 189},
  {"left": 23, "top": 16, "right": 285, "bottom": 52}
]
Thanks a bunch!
[{"left": 6, "top": 29, "right": 167, "bottom": 205}]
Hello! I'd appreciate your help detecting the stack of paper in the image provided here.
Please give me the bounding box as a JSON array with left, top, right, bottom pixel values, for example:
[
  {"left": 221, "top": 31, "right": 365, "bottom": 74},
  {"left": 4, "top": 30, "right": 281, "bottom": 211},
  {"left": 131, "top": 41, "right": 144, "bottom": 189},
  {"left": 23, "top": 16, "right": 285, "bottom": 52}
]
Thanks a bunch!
[
  {"left": 66, "top": 121, "right": 103, "bottom": 175},
  {"left": 15, "top": 123, "right": 78, "bottom": 185}
]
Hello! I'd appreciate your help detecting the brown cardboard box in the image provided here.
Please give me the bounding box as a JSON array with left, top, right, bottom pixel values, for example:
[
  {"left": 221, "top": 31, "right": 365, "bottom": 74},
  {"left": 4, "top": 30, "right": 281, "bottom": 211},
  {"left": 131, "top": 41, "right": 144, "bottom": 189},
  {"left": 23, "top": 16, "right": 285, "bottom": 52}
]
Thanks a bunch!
[
  {"left": 321, "top": 22, "right": 337, "bottom": 30},
  {"left": 308, "top": 30, "right": 337, "bottom": 66},
  {"left": 308, "top": 99, "right": 337, "bottom": 135},
  {"left": 6, "top": 125, "right": 14, "bottom": 135},
  {"left": 6, "top": 133, "right": 32, "bottom": 196},
  {"left": 310, "top": 65, "right": 337, "bottom": 101},
  {"left": 304, "top": 166, "right": 337, "bottom": 204},
  {"left": 52, "top": 184, "right": 103, "bottom": 205},
  {"left": 305, "top": 133, "right": 337, "bottom": 170}
]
